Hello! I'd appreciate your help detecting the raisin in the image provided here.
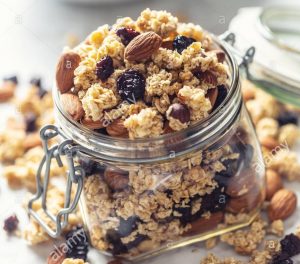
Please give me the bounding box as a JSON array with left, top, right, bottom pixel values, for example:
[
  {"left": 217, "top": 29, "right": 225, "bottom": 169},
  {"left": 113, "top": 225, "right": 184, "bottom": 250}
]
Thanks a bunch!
[
  {"left": 95, "top": 56, "right": 114, "bottom": 82},
  {"left": 117, "top": 216, "right": 138, "bottom": 237},
  {"left": 4, "top": 76, "right": 18, "bottom": 85},
  {"left": 278, "top": 111, "right": 298, "bottom": 126},
  {"left": 30, "top": 77, "right": 42, "bottom": 88},
  {"left": 174, "top": 203, "right": 192, "bottom": 225},
  {"left": 25, "top": 112, "right": 37, "bottom": 133},
  {"left": 201, "top": 187, "right": 229, "bottom": 213},
  {"left": 78, "top": 156, "right": 105, "bottom": 177},
  {"left": 106, "top": 229, "right": 128, "bottom": 255},
  {"left": 271, "top": 252, "right": 293, "bottom": 264},
  {"left": 212, "top": 85, "right": 228, "bottom": 111},
  {"left": 173, "top": 35, "right": 195, "bottom": 54},
  {"left": 117, "top": 70, "right": 145, "bottom": 102},
  {"left": 65, "top": 226, "right": 89, "bottom": 261},
  {"left": 3, "top": 214, "right": 19, "bottom": 233},
  {"left": 280, "top": 234, "right": 300, "bottom": 258},
  {"left": 116, "top": 27, "right": 140, "bottom": 46}
]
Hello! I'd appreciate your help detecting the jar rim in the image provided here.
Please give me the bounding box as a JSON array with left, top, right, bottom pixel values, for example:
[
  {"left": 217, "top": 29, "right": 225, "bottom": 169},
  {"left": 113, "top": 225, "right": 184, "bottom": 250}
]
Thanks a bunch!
[{"left": 53, "top": 36, "right": 241, "bottom": 164}]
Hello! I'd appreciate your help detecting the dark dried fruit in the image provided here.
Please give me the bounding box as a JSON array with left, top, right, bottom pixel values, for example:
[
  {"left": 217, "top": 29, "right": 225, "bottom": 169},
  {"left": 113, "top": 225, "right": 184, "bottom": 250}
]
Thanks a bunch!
[
  {"left": 117, "top": 70, "right": 145, "bottom": 102},
  {"left": 25, "top": 112, "right": 37, "bottom": 133},
  {"left": 201, "top": 187, "right": 229, "bottom": 213},
  {"left": 212, "top": 85, "right": 228, "bottom": 111},
  {"left": 280, "top": 234, "right": 300, "bottom": 258},
  {"left": 30, "top": 77, "right": 42, "bottom": 88},
  {"left": 168, "top": 103, "right": 190, "bottom": 123},
  {"left": 65, "top": 226, "right": 89, "bottom": 261},
  {"left": 215, "top": 50, "right": 226, "bottom": 63},
  {"left": 96, "top": 56, "right": 114, "bottom": 82},
  {"left": 4, "top": 76, "right": 18, "bottom": 85},
  {"left": 278, "top": 111, "right": 298, "bottom": 126},
  {"left": 271, "top": 252, "right": 293, "bottom": 264},
  {"left": 116, "top": 27, "right": 140, "bottom": 46},
  {"left": 3, "top": 214, "right": 19, "bottom": 233},
  {"left": 78, "top": 156, "right": 105, "bottom": 177},
  {"left": 106, "top": 229, "right": 128, "bottom": 255},
  {"left": 117, "top": 216, "right": 138, "bottom": 237},
  {"left": 173, "top": 35, "right": 195, "bottom": 54}
]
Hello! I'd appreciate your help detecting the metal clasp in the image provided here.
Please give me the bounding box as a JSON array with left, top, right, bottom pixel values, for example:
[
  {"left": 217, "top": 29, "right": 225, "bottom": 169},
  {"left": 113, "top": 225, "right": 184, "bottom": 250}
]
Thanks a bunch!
[{"left": 28, "top": 125, "right": 85, "bottom": 238}]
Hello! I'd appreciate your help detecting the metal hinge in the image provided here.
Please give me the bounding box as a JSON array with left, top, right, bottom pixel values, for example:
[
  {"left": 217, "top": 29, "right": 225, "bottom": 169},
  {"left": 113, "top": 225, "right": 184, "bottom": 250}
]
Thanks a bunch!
[{"left": 28, "top": 125, "right": 85, "bottom": 238}]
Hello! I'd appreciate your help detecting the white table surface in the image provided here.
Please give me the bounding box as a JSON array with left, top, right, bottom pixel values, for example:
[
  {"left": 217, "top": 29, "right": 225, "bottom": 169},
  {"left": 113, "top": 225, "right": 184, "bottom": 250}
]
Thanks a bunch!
[{"left": 0, "top": 0, "right": 300, "bottom": 263}]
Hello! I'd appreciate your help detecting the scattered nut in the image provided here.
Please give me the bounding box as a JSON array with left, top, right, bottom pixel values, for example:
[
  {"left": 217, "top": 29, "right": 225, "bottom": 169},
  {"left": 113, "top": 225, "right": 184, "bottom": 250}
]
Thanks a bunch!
[
  {"left": 56, "top": 51, "right": 81, "bottom": 93},
  {"left": 103, "top": 167, "right": 129, "bottom": 191},
  {"left": 23, "top": 132, "right": 42, "bottom": 150},
  {"left": 260, "top": 136, "right": 279, "bottom": 150},
  {"left": 0, "top": 81, "right": 16, "bottom": 102},
  {"left": 125, "top": 32, "right": 162, "bottom": 61},
  {"left": 268, "top": 189, "right": 297, "bottom": 221},
  {"left": 47, "top": 245, "right": 66, "bottom": 264},
  {"left": 266, "top": 169, "right": 283, "bottom": 201},
  {"left": 60, "top": 93, "right": 84, "bottom": 121},
  {"left": 106, "top": 119, "right": 129, "bottom": 138}
]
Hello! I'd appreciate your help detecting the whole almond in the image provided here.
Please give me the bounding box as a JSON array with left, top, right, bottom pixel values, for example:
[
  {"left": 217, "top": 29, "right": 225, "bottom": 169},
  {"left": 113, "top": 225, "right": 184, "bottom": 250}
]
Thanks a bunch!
[
  {"left": 56, "top": 51, "right": 81, "bottom": 93},
  {"left": 47, "top": 246, "right": 66, "bottom": 264},
  {"left": 125, "top": 32, "right": 162, "bottom": 61},
  {"left": 260, "top": 136, "right": 279, "bottom": 150},
  {"left": 184, "top": 212, "right": 224, "bottom": 236},
  {"left": 23, "top": 132, "right": 42, "bottom": 150},
  {"left": 0, "top": 81, "right": 16, "bottom": 102},
  {"left": 106, "top": 119, "right": 128, "bottom": 138},
  {"left": 104, "top": 167, "right": 129, "bottom": 191},
  {"left": 207, "top": 88, "right": 218, "bottom": 109},
  {"left": 227, "top": 184, "right": 262, "bottom": 214},
  {"left": 268, "top": 189, "right": 297, "bottom": 221},
  {"left": 60, "top": 93, "right": 84, "bottom": 121},
  {"left": 266, "top": 169, "right": 283, "bottom": 201},
  {"left": 226, "top": 169, "right": 256, "bottom": 198},
  {"left": 81, "top": 117, "right": 104, "bottom": 129}
]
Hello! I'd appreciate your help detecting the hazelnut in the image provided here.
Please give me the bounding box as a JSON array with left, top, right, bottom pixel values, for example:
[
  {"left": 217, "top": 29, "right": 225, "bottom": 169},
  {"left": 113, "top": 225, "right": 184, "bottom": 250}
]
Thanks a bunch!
[
  {"left": 104, "top": 167, "right": 129, "bottom": 191},
  {"left": 266, "top": 169, "right": 283, "bottom": 201},
  {"left": 268, "top": 189, "right": 297, "bottom": 221},
  {"left": 167, "top": 103, "right": 190, "bottom": 124}
]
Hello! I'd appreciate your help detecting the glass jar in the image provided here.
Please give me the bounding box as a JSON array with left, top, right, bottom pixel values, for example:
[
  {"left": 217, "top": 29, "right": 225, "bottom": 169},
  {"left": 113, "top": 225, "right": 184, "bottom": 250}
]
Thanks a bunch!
[{"left": 28, "top": 37, "right": 265, "bottom": 262}]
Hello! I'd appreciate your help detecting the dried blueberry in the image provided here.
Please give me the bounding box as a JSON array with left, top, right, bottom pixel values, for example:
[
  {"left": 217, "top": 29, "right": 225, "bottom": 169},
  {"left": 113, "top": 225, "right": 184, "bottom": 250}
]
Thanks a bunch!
[
  {"left": 278, "top": 111, "right": 298, "bottom": 126},
  {"left": 117, "top": 70, "right": 145, "bottom": 102},
  {"left": 174, "top": 203, "right": 192, "bottom": 225},
  {"left": 96, "top": 56, "right": 114, "bottom": 82},
  {"left": 116, "top": 27, "right": 140, "bottom": 46},
  {"left": 280, "top": 234, "right": 300, "bottom": 258},
  {"left": 173, "top": 35, "right": 195, "bottom": 54},
  {"left": 65, "top": 226, "right": 89, "bottom": 261},
  {"left": 4, "top": 76, "right": 18, "bottom": 85},
  {"left": 106, "top": 229, "right": 128, "bottom": 255},
  {"left": 117, "top": 216, "right": 138, "bottom": 237},
  {"left": 25, "top": 112, "right": 37, "bottom": 133},
  {"left": 212, "top": 85, "right": 228, "bottom": 111},
  {"left": 3, "top": 214, "right": 19, "bottom": 233}
]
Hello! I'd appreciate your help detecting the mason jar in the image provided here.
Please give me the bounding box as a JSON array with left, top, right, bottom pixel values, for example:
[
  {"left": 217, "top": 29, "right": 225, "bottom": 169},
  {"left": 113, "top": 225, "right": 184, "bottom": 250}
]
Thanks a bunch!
[{"left": 28, "top": 36, "right": 265, "bottom": 262}]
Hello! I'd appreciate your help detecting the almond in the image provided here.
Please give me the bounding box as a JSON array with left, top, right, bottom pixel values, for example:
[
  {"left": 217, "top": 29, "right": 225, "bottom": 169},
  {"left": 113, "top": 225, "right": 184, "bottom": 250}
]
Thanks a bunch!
[
  {"left": 226, "top": 168, "right": 256, "bottom": 198},
  {"left": 207, "top": 88, "right": 218, "bottom": 109},
  {"left": 106, "top": 119, "right": 128, "bottom": 138},
  {"left": 0, "top": 81, "right": 16, "bottom": 102},
  {"left": 268, "top": 189, "right": 297, "bottom": 221},
  {"left": 23, "top": 132, "right": 42, "bottom": 150},
  {"left": 56, "top": 51, "right": 81, "bottom": 93},
  {"left": 125, "top": 32, "right": 162, "bottom": 61},
  {"left": 260, "top": 136, "right": 279, "bottom": 150},
  {"left": 47, "top": 245, "right": 66, "bottom": 264},
  {"left": 266, "top": 169, "right": 283, "bottom": 201},
  {"left": 104, "top": 167, "right": 129, "bottom": 191},
  {"left": 184, "top": 212, "right": 224, "bottom": 236},
  {"left": 81, "top": 117, "right": 104, "bottom": 129},
  {"left": 227, "top": 184, "right": 263, "bottom": 214},
  {"left": 60, "top": 93, "right": 84, "bottom": 121}
]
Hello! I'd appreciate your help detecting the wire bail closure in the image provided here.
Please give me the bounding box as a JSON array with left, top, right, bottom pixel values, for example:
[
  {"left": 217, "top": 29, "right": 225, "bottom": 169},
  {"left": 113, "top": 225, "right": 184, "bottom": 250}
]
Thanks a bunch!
[{"left": 28, "top": 124, "right": 85, "bottom": 238}]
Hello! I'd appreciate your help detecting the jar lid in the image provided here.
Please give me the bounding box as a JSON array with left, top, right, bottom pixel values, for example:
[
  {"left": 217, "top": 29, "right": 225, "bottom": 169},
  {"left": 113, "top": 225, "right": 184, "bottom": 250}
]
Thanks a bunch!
[{"left": 229, "top": 6, "right": 300, "bottom": 106}]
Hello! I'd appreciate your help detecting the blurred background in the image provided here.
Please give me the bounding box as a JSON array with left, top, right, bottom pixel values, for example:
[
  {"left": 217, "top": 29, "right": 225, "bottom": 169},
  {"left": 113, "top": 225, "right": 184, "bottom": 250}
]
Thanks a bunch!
[{"left": 0, "top": 0, "right": 299, "bottom": 85}]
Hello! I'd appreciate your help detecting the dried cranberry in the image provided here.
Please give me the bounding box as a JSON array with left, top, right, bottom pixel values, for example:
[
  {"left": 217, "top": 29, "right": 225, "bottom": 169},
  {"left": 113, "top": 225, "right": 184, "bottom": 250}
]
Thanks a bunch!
[
  {"left": 96, "top": 56, "right": 114, "bottom": 82},
  {"left": 173, "top": 35, "right": 195, "bottom": 54},
  {"left": 25, "top": 112, "right": 37, "bottom": 133},
  {"left": 116, "top": 27, "right": 140, "bottom": 46},
  {"left": 278, "top": 111, "right": 298, "bottom": 126},
  {"left": 3, "top": 214, "right": 19, "bottom": 233},
  {"left": 65, "top": 226, "right": 89, "bottom": 261},
  {"left": 117, "top": 70, "right": 145, "bottom": 102}
]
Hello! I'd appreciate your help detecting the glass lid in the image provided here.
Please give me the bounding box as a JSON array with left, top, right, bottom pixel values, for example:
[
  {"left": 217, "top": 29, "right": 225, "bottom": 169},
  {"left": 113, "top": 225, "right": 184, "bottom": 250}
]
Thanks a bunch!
[{"left": 229, "top": 6, "right": 300, "bottom": 106}]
